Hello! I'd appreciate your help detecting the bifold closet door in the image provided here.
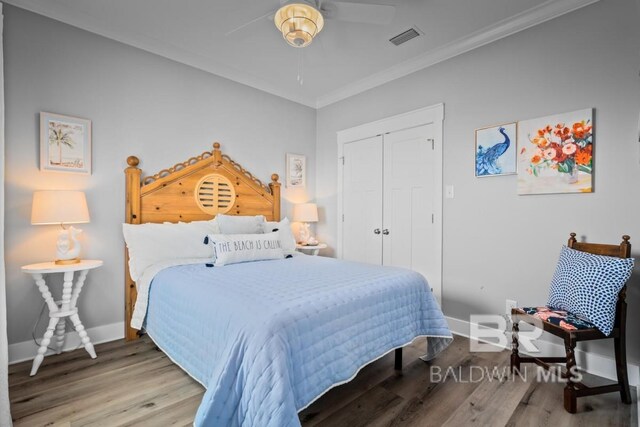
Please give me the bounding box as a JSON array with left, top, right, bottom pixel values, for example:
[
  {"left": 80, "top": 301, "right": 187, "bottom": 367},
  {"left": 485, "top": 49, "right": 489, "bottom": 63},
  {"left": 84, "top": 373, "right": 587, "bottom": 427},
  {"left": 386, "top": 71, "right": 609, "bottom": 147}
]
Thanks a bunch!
[
  {"left": 342, "top": 135, "right": 383, "bottom": 264},
  {"left": 382, "top": 124, "right": 435, "bottom": 282}
]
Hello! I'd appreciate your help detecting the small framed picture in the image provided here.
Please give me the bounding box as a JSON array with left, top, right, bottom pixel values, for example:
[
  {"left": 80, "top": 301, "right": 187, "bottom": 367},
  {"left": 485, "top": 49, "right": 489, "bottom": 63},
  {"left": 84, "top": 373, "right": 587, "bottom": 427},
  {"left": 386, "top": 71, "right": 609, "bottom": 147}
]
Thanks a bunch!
[
  {"left": 40, "top": 112, "right": 92, "bottom": 174},
  {"left": 475, "top": 122, "right": 517, "bottom": 177},
  {"left": 286, "top": 153, "right": 306, "bottom": 188}
]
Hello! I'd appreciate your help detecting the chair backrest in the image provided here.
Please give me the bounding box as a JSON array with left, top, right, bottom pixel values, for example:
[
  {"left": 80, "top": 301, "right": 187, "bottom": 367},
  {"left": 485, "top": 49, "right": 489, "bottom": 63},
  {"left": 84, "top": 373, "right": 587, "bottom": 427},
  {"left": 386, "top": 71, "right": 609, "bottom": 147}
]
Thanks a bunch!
[
  {"left": 567, "top": 232, "right": 632, "bottom": 330},
  {"left": 568, "top": 232, "right": 631, "bottom": 258}
]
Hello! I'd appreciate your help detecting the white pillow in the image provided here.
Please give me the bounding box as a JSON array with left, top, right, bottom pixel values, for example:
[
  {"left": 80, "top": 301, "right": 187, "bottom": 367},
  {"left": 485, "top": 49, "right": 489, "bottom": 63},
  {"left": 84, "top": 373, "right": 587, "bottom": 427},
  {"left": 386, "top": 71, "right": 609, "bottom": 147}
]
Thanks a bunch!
[
  {"left": 216, "top": 214, "right": 265, "bottom": 234},
  {"left": 123, "top": 220, "right": 217, "bottom": 281},
  {"left": 207, "top": 232, "right": 284, "bottom": 267},
  {"left": 169, "top": 218, "right": 221, "bottom": 234},
  {"left": 262, "top": 217, "right": 296, "bottom": 256}
]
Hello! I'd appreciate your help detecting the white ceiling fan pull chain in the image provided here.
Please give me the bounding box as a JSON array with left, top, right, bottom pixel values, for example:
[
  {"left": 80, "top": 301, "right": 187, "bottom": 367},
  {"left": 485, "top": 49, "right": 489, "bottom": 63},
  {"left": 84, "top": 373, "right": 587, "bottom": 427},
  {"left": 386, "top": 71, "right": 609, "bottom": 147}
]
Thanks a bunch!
[{"left": 297, "top": 50, "right": 304, "bottom": 85}]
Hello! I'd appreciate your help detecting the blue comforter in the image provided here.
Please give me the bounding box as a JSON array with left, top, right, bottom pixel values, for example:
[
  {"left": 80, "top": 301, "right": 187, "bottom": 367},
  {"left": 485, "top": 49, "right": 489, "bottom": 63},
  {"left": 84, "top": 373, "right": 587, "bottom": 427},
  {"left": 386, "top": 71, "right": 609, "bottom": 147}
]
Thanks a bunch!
[{"left": 144, "top": 255, "right": 452, "bottom": 427}]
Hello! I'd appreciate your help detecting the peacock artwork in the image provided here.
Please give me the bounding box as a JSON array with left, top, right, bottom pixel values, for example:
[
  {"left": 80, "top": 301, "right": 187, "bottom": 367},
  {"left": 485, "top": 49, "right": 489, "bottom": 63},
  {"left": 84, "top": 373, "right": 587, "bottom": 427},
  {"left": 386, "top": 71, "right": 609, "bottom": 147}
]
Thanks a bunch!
[{"left": 475, "top": 122, "right": 517, "bottom": 177}]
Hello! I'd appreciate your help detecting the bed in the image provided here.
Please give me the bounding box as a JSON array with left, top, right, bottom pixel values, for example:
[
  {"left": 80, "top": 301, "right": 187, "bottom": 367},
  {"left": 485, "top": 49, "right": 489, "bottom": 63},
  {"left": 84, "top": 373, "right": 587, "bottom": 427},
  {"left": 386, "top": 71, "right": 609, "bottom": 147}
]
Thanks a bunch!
[{"left": 123, "top": 143, "right": 452, "bottom": 426}]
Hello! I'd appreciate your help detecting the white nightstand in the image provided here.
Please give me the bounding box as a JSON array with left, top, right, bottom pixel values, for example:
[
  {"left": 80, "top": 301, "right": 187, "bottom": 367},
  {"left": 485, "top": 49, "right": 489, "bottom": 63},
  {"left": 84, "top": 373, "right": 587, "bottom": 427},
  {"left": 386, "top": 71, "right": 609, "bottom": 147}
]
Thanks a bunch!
[
  {"left": 21, "top": 259, "right": 103, "bottom": 376},
  {"left": 295, "top": 243, "right": 327, "bottom": 256}
]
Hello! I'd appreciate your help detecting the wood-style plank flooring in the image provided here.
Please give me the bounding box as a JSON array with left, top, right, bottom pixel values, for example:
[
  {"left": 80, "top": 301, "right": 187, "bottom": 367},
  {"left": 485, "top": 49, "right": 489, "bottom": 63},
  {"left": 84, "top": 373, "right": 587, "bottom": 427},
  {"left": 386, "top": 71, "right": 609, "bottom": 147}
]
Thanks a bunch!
[{"left": 9, "top": 335, "right": 637, "bottom": 426}]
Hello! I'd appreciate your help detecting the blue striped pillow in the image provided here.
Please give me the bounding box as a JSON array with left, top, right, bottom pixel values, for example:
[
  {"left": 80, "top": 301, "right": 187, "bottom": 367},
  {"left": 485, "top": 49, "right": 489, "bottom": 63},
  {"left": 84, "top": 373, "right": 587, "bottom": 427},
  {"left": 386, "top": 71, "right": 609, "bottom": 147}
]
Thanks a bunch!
[{"left": 547, "top": 246, "right": 634, "bottom": 336}]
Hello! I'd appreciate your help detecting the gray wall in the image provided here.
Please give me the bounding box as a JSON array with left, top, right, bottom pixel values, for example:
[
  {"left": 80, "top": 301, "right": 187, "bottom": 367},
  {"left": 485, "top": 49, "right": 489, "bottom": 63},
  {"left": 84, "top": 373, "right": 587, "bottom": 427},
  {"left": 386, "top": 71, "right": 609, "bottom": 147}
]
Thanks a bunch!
[
  {"left": 4, "top": 5, "right": 316, "bottom": 345},
  {"left": 316, "top": 0, "right": 640, "bottom": 362}
]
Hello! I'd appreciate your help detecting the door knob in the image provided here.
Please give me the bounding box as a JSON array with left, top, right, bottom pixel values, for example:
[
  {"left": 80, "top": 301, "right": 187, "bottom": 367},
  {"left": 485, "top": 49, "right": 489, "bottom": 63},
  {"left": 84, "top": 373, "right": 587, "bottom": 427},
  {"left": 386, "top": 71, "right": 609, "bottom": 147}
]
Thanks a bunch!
[
  {"left": 373, "top": 228, "right": 381, "bottom": 235},
  {"left": 382, "top": 229, "right": 390, "bottom": 235}
]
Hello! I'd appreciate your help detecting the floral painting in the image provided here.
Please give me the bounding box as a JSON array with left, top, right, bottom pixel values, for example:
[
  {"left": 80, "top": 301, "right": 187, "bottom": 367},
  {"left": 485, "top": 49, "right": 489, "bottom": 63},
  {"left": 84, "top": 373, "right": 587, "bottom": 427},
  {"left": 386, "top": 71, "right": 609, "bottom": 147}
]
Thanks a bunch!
[
  {"left": 40, "top": 112, "right": 92, "bottom": 174},
  {"left": 517, "top": 108, "right": 593, "bottom": 195},
  {"left": 286, "top": 153, "right": 306, "bottom": 188},
  {"left": 475, "top": 122, "right": 517, "bottom": 177}
]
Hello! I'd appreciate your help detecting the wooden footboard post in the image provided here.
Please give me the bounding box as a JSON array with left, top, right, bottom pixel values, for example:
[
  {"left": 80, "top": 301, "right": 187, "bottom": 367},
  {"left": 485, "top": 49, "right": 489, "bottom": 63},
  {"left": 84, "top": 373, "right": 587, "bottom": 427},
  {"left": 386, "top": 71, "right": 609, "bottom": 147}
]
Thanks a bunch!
[
  {"left": 125, "top": 156, "right": 142, "bottom": 341},
  {"left": 394, "top": 348, "right": 403, "bottom": 370}
]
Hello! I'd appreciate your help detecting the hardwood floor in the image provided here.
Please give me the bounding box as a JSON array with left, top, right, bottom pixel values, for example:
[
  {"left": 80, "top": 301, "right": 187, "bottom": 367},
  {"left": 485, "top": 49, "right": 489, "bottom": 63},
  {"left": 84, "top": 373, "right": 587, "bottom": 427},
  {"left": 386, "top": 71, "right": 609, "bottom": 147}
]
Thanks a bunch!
[{"left": 9, "top": 335, "right": 637, "bottom": 426}]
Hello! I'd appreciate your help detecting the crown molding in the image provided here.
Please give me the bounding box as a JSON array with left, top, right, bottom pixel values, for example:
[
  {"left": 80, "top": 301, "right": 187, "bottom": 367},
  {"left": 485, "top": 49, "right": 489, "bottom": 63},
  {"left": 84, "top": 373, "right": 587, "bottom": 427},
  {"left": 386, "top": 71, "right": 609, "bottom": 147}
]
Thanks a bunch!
[
  {"left": 4, "top": 0, "right": 600, "bottom": 110},
  {"left": 315, "top": 0, "right": 601, "bottom": 108},
  {"left": 2, "top": 0, "right": 318, "bottom": 109}
]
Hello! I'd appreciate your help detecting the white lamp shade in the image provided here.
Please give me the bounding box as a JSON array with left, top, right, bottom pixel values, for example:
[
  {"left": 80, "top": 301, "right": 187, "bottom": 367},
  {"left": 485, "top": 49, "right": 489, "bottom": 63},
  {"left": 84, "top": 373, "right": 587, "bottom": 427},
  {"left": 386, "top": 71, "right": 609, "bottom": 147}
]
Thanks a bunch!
[
  {"left": 293, "top": 203, "right": 318, "bottom": 223},
  {"left": 31, "top": 190, "right": 90, "bottom": 225}
]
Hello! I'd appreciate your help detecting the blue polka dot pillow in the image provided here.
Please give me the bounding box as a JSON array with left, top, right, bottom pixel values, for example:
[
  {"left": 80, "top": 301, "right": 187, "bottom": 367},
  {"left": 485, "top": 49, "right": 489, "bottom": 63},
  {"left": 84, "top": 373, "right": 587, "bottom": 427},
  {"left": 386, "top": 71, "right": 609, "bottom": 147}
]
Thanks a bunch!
[{"left": 548, "top": 246, "right": 634, "bottom": 336}]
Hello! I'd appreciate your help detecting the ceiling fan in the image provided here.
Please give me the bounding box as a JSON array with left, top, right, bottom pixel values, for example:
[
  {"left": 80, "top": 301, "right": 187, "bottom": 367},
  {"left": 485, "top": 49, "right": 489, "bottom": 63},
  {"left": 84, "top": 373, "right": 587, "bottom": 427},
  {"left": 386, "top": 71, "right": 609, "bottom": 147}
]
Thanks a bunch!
[{"left": 227, "top": 0, "right": 396, "bottom": 48}]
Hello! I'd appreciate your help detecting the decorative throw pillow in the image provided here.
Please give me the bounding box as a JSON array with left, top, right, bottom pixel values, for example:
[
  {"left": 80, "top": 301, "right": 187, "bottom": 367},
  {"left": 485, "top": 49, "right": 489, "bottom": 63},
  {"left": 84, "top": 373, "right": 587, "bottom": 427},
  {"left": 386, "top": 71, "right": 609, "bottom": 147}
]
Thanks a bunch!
[
  {"left": 123, "top": 220, "right": 218, "bottom": 281},
  {"left": 547, "top": 245, "right": 634, "bottom": 336},
  {"left": 207, "top": 232, "right": 284, "bottom": 267},
  {"left": 262, "top": 217, "right": 297, "bottom": 255},
  {"left": 216, "top": 214, "right": 265, "bottom": 234}
]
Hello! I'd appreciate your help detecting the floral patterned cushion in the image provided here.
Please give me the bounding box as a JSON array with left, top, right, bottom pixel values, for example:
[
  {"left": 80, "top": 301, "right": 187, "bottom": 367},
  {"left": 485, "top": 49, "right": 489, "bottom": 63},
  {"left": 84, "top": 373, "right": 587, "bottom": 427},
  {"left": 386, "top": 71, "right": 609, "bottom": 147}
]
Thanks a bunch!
[{"left": 518, "top": 306, "right": 597, "bottom": 331}]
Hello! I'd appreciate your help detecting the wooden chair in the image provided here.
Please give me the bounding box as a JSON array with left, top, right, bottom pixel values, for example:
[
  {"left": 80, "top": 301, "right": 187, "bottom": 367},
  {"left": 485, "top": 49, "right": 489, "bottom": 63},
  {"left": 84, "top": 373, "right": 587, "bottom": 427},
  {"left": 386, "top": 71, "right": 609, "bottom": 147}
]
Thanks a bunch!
[{"left": 510, "top": 233, "right": 632, "bottom": 413}]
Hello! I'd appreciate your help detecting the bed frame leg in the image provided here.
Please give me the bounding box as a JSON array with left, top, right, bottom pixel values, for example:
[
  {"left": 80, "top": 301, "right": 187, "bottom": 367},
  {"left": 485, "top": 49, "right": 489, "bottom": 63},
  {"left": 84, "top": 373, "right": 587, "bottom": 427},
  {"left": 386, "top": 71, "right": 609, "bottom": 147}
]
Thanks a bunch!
[{"left": 394, "top": 348, "right": 403, "bottom": 370}]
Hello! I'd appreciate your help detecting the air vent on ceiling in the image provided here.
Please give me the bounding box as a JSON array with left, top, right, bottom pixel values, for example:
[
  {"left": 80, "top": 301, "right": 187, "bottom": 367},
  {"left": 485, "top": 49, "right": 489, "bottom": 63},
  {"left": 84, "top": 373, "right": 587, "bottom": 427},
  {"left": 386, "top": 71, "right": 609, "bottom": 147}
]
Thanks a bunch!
[{"left": 389, "top": 27, "right": 422, "bottom": 46}]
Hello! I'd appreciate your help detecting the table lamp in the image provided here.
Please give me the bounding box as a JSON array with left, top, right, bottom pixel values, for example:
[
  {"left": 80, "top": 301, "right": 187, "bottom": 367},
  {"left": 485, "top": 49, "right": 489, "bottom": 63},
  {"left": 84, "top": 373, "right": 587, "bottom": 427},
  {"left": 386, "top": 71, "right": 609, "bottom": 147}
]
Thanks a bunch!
[
  {"left": 292, "top": 203, "right": 318, "bottom": 245},
  {"left": 31, "top": 190, "right": 90, "bottom": 264}
]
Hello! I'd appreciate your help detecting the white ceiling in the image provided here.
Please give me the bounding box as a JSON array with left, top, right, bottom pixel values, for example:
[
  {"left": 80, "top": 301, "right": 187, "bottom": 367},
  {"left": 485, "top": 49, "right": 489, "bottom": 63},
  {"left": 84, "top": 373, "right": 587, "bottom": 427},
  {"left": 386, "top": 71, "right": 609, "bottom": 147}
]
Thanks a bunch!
[{"left": 5, "top": 0, "right": 597, "bottom": 108}]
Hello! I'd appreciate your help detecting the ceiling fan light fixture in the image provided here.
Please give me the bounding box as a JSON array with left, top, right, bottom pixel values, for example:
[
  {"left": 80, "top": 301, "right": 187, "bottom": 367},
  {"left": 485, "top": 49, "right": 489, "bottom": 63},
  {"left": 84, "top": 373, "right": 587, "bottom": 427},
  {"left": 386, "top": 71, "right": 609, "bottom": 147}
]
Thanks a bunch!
[{"left": 274, "top": 3, "right": 324, "bottom": 48}]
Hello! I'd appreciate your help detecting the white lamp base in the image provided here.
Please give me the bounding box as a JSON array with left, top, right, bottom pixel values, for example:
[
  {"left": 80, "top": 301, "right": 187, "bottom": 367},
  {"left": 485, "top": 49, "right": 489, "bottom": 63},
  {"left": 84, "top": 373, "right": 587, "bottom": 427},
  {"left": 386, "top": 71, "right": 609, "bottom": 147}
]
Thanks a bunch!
[
  {"left": 298, "top": 223, "right": 310, "bottom": 244},
  {"left": 55, "top": 226, "right": 83, "bottom": 264},
  {"left": 297, "top": 223, "right": 318, "bottom": 246}
]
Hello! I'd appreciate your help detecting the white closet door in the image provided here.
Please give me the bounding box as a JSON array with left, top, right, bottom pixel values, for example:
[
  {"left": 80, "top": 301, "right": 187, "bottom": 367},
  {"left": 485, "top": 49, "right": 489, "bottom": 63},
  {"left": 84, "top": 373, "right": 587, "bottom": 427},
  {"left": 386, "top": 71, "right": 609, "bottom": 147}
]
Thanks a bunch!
[
  {"left": 382, "top": 125, "right": 435, "bottom": 283},
  {"left": 342, "top": 136, "right": 383, "bottom": 264}
]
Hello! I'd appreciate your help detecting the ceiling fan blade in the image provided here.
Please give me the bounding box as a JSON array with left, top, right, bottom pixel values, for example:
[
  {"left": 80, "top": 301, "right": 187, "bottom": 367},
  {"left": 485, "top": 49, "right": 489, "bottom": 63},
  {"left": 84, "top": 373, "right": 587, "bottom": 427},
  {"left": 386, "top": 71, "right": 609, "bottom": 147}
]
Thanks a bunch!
[
  {"left": 225, "top": 10, "right": 276, "bottom": 37},
  {"left": 321, "top": 1, "right": 395, "bottom": 25}
]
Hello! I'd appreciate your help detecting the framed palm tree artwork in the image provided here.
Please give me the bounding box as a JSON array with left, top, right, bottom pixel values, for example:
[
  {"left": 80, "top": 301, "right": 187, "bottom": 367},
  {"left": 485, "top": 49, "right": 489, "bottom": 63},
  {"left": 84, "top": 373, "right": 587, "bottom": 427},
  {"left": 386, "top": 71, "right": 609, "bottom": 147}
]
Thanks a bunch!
[{"left": 40, "top": 112, "right": 92, "bottom": 174}]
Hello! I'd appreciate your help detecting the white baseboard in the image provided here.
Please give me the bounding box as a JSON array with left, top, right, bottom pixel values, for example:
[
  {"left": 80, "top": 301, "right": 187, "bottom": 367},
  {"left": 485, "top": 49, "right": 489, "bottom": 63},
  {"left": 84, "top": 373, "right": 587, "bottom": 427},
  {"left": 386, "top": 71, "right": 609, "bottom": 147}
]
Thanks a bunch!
[
  {"left": 636, "top": 386, "right": 639, "bottom": 427},
  {"left": 8, "top": 321, "right": 124, "bottom": 365},
  {"left": 446, "top": 316, "right": 640, "bottom": 387}
]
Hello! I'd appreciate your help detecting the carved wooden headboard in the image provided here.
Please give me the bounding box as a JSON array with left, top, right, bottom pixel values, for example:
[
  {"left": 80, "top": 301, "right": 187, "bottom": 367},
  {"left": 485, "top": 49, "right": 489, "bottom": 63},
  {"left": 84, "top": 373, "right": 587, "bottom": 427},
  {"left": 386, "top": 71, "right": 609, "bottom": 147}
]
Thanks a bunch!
[{"left": 124, "top": 142, "right": 281, "bottom": 340}]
